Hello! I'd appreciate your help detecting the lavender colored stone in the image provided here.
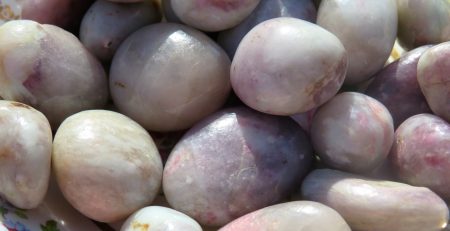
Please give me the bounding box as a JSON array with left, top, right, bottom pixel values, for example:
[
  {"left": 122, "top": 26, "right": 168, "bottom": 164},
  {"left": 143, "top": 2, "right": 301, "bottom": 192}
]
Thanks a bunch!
[
  {"left": 417, "top": 42, "right": 450, "bottom": 122},
  {"left": 0, "top": 20, "right": 108, "bottom": 129},
  {"left": 217, "top": 0, "right": 317, "bottom": 58},
  {"left": 231, "top": 17, "right": 347, "bottom": 115},
  {"left": 301, "top": 169, "right": 449, "bottom": 231},
  {"left": 110, "top": 23, "right": 231, "bottom": 132},
  {"left": 80, "top": 0, "right": 161, "bottom": 62},
  {"left": 170, "top": 0, "right": 260, "bottom": 31},
  {"left": 163, "top": 107, "right": 313, "bottom": 227},
  {"left": 311, "top": 92, "right": 394, "bottom": 174},
  {"left": 365, "top": 45, "right": 432, "bottom": 128},
  {"left": 391, "top": 114, "right": 450, "bottom": 201},
  {"left": 219, "top": 201, "right": 350, "bottom": 231}
]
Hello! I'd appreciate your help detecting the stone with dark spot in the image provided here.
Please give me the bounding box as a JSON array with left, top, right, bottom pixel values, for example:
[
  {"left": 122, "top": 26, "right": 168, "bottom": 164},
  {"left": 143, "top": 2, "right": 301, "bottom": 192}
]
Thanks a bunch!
[
  {"left": 10, "top": 101, "right": 32, "bottom": 109},
  {"left": 80, "top": 0, "right": 161, "bottom": 62}
]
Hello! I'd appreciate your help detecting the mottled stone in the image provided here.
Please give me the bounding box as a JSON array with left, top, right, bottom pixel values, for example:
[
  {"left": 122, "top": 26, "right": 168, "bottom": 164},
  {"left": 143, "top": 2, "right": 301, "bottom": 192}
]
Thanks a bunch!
[
  {"left": 170, "top": 0, "right": 260, "bottom": 31},
  {"left": 80, "top": 0, "right": 161, "bottom": 62},
  {"left": 317, "top": 0, "right": 397, "bottom": 85},
  {"left": 110, "top": 23, "right": 231, "bottom": 132},
  {"left": 301, "top": 169, "right": 449, "bottom": 231},
  {"left": 311, "top": 92, "right": 394, "bottom": 173},
  {"left": 231, "top": 17, "right": 347, "bottom": 115},
  {"left": 217, "top": 0, "right": 317, "bottom": 58},
  {"left": 0, "top": 20, "right": 108, "bottom": 129},
  {"left": 365, "top": 45, "right": 432, "bottom": 128},
  {"left": 53, "top": 110, "right": 163, "bottom": 222},
  {"left": 397, "top": 0, "right": 450, "bottom": 49},
  {"left": 417, "top": 42, "right": 450, "bottom": 122},
  {"left": 0, "top": 100, "right": 52, "bottom": 209},
  {"left": 391, "top": 114, "right": 450, "bottom": 201},
  {"left": 163, "top": 107, "right": 313, "bottom": 227},
  {"left": 219, "top": 201, "right": 351, "bottom": 231}
]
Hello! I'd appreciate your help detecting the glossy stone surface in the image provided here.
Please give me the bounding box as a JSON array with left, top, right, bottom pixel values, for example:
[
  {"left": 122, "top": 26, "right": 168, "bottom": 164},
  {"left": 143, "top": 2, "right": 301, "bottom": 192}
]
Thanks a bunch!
[
  {"left": 217, "top": 0, "right": 317, "bottom": 58},
  {"left": 0, "top": 100, "right": 52, "bottom": 209},
  {"left": 121, "top": 206, "right": 202, "bottom": 231},
  {"left": 110, "top": 23, "right": 231, "bottom": 132},
  {"left": 163, "top": 107, "right": 313, "bottom": 227},
  {"left": 365, "top": 45, "right": 432, "bottom": 128},
  {"left": 397, "top": 0, "right": 450, "bottom": 49},
  {"left": 80, "top": 0, "right": 161, "bottom": 62},
  {"left": 53, "top": 110, "right": 163, "bottom": 222},
  {"left": 317, "top": 0, "right": 397, "bottom": 85},
  {"left": 311, "top": 92, "right": 394, "bottom": 173},
  {"left": 391, "top": 114, "right": 450, "bottom": 201},
  {"left": 417, "top": 42, "right": 450, "bottom": 122},
  {"left": 161, "top": 0, "right": 182, "bottom": 23},
  {"left": 219, "top": 201, "right": 351, "bottom": 231},
  {"left": 0, "top": 20, "right": 108, "bottom": 129},
  {"left": 231, "top": 17, "right": 347, "bottom": 115},
  {"left": 301, "top": 169, "right": 449, "bottom": 231},
  {"left": 170, "top": 0, "right": 260, "bottom": 31}
]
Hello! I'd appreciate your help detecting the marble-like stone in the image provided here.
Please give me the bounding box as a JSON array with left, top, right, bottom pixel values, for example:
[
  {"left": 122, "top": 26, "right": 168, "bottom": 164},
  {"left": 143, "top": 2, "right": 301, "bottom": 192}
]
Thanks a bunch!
[
  {"left": 53, "top": 110, "right": 163, "bottom": 222},
  {"left": 219, "top": 201, "right": 350, "bottom": 231},
  {"left": 231, "top": 17, "right": 347, "bottom": 115},
  {"left": 0, "top": 100, "right": 52, "bottom": 209},
  {"left": 317, "top": 0, "right": 397, "bottom": 85},
  {"left": 0, "top": 20, "right": 108, "bottom": 129},
  {"left": 301, "top": 169, "right": 449, "bottom": 231},
  {"left": 110, "top": 23, "right": 231, "bottom": 132}
]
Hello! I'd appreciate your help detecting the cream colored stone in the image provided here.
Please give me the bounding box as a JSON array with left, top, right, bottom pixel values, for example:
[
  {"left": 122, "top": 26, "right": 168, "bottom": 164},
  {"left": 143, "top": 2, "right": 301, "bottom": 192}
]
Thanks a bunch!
[
  {"left": 53, "top": 110, "right": 163, "bottom": 222},
  {"left": 0, "top": 100, "right": 52, "bottom": 209}
]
